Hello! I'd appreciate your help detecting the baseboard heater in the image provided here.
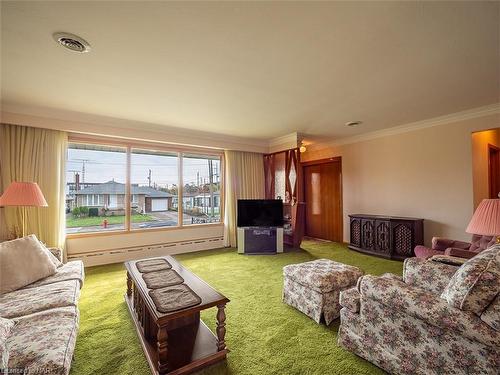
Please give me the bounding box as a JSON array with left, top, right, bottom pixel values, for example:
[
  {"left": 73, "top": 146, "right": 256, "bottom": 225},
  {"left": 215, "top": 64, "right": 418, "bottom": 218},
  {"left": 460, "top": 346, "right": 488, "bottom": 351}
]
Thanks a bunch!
[{"left": 67, "top": 236, "right": 224, "bottom": 266}]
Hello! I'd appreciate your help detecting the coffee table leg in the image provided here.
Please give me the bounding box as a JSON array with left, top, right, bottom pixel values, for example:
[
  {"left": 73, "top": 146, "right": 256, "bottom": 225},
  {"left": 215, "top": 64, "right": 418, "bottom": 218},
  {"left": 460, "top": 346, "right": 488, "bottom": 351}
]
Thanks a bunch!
[
  {"left": 216, "top": 303, "right": 227, "bottom": 351},
  {"left": 157, "top": 325, "right": 168, "bottom": 374},
  {"left": 126, "top": 271, "right": 132, "bottom": 296}
]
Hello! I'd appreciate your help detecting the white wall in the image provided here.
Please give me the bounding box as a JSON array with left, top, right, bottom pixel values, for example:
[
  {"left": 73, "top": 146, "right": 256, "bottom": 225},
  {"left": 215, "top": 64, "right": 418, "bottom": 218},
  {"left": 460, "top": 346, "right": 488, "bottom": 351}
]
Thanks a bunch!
[{"left": 302, "top": 114, "right": 500, "bottom": 246}]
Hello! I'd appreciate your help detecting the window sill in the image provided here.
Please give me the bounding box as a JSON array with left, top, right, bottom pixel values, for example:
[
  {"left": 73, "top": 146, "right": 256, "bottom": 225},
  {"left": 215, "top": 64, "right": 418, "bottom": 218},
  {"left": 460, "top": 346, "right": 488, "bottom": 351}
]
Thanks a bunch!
[{"left": 65, "top": 222, "right": 224, "bottom": 239}]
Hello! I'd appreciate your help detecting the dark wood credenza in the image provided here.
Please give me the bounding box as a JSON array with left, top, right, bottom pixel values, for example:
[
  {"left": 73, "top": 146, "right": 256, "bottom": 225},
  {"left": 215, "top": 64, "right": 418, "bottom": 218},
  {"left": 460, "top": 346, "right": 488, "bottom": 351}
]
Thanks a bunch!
[{"left": 348, "top": 214, "right": 423, "bottom": 260}]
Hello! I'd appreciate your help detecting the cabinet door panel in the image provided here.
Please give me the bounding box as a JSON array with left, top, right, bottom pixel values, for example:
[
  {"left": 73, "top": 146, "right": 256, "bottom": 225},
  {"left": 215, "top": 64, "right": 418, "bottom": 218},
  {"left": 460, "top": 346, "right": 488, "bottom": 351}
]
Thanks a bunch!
[
  {"left": 392, "top": 222, "right": 414, "bottom": 256},
  {"left": 374, "top": 220, "right": 390, "bottom": 253},
  {"left": 350, "top": 218, "right": 361, "bottom": 247},
  {"left": 361, "top": 219, "right": 374, "bottom": 250}
]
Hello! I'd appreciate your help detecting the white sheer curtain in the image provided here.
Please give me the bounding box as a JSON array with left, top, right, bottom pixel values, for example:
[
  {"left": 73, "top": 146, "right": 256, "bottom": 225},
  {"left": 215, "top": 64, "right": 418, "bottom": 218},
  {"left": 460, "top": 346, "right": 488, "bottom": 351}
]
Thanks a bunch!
[
  {"left": 0, "top": 124, "right": 68, "bottom": 249},
  {"left": 223, "top": 150, "right": 265, "bottom": 247}
]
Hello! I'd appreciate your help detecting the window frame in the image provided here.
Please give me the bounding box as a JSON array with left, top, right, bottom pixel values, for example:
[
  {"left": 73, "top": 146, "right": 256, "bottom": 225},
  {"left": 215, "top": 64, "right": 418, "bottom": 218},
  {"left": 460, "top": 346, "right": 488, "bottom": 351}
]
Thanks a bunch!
[{"left": 66, "top": 135, "right": 224, "bottom": 238}]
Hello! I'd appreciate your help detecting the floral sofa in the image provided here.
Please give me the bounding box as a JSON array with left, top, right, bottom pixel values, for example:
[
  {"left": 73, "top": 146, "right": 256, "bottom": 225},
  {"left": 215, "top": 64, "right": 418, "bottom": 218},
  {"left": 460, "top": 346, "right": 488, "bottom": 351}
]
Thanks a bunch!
[
  {"left": 338, "top": 244, "right": 499, "bottom": 375},
  {"left": 0, "top": 248, "right": 84, "bottom": 375}
]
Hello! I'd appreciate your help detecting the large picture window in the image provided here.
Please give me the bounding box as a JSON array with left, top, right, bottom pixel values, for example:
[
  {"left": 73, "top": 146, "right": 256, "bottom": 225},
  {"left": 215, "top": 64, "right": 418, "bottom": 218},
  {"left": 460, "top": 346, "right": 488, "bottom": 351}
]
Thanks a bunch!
[{"left": 65, "top": 141, "right": 222, "bottom": 235}]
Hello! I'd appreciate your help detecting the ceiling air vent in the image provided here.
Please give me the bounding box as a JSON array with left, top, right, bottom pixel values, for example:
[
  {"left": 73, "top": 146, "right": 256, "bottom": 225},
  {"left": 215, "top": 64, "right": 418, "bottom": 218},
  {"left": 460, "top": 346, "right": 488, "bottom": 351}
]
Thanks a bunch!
[
  {"left": 53, "top": 32, "right": 91, "bottom": 53},
  {"left": 346, "top": 121, "right": 362, "bottom": 127}
]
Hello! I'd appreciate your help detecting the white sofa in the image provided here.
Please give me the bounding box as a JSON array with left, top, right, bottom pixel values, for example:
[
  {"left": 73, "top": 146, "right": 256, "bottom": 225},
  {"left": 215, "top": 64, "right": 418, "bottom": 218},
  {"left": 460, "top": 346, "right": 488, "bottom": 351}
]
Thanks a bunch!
[{"left": 0, "top": 248, "right": 84, "bottom": 375}]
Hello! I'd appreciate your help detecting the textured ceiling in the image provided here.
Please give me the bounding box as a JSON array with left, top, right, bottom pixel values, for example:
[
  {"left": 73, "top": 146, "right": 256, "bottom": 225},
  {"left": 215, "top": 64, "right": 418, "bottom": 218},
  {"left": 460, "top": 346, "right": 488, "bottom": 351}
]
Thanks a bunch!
[{"left": 1, "top": 1, "right": 499, "bottom": 140}]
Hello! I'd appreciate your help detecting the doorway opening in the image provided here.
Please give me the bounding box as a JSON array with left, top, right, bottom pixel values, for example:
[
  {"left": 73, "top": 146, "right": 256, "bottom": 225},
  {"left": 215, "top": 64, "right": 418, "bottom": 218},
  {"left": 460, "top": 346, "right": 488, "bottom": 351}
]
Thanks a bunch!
[{"left": 471, "top": 128, "right": 500, "bottom": 208}]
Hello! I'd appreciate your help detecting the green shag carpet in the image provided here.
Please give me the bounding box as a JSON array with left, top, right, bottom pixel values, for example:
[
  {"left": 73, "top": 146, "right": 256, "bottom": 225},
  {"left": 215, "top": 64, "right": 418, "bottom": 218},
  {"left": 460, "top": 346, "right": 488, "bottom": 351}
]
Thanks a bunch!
[{"left": 71, "top": 240, "right": 403, "bottom": 375}]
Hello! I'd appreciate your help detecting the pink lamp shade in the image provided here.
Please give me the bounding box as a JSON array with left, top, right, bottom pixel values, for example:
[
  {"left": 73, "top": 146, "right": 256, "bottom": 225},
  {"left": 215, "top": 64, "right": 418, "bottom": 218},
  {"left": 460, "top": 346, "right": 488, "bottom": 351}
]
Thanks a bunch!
[
  {"left": 0, "top": 182, "right": 48, "bottom": 207},
  {"left": 466, "top": 199, "right": 500, "bottom": 236}
]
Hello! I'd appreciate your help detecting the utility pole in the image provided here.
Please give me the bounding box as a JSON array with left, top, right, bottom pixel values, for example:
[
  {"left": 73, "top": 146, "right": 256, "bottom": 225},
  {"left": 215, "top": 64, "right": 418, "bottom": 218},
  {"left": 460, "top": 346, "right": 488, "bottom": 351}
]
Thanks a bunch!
[
  {"left": 73, "top": 159, "right": 90, "bottom": 183},
  {"left": 67, "top": 170, "right": 80, "bottom": 210},
  {"left": 147, "top": 169, "right": 152, "bottom": 187},
  {"left": 208, "top": 159, "right": 214, "bottom": 217}
]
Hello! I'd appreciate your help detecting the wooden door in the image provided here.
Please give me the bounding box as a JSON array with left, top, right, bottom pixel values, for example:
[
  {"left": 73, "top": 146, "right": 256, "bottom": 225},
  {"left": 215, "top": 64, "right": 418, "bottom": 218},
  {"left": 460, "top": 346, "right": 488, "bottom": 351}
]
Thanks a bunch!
[
  {"left": 489, "top": 144, "right": 500, "bottom": 198},
  {"left": 303, "top": 159, "right": 342, "bottom": 241}
]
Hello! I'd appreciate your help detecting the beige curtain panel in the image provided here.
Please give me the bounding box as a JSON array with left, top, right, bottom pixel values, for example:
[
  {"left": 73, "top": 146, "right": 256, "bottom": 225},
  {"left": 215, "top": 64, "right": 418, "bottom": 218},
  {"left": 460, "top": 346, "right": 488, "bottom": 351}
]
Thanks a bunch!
[
  {"left": 223, "top": 150, "right": 265, "bottom": 247},
  {"left": 0, "top": 124, "right": 67, "bottom": 249}
]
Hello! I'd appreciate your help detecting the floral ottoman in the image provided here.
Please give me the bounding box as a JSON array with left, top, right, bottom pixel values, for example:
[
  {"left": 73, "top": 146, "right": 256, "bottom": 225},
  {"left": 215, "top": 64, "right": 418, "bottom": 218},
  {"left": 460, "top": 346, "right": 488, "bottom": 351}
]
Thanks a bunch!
[{"left": 283, "top": 259, "right": 364, "bottom": 325}]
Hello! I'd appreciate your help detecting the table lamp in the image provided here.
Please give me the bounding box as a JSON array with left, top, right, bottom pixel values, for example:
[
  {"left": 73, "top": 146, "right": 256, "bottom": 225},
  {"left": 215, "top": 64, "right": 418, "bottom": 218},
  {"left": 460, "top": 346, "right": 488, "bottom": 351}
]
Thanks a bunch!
[
  {"left": 466, "top": 199, "right": 500, "bottom": 243},
  {"left": 0, "top": 181, "right": 48, "bottom": 237}
]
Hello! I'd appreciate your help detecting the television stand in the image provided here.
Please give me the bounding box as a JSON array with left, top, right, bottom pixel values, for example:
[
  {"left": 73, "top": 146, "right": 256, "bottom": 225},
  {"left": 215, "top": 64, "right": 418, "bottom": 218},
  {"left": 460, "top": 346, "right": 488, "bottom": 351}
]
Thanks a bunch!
[{"left": 237, "top": 227, "right": 283, "bottom": 254}]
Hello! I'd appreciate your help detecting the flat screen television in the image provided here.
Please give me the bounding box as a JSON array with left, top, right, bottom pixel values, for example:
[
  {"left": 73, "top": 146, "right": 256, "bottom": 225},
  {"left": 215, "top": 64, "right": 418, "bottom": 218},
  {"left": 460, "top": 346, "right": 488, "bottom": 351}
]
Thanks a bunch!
[{"left": 237, "top": 199, "right": 284, "bottom": 227}]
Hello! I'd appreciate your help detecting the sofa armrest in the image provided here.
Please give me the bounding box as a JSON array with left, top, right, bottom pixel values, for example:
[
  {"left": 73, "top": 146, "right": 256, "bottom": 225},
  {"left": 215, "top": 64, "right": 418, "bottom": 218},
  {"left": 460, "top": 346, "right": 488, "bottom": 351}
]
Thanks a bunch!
[
  {"left": 444, "top": 247, "right": 478, "bottom": 259},
  {"left": 48, "top": 247, "right": 63, "bottom": 262},
  {"left": 432, "top": 237, "right": 471, "bottom": 251},
  {"left": 358, "top": 275, "right": 499, "bottom": 348},
  {"left": 403, "top": 257, "right": 458, "bottom": 295},
  {"left": 340, "top": 287, "right": 360, "bottom": 313}
]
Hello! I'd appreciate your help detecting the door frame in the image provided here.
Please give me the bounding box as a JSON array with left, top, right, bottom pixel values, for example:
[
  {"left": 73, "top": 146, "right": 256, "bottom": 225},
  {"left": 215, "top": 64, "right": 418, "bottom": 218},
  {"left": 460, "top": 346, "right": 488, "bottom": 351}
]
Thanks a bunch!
[
  {"left": 301, "top": 156, "right": 342, "bottom": 167},
  {"left": 301, "top": 157, "right": 343, "bottom": 241},
  {"left": 488, "top": 144, "right": 500, "bottom": 199}
]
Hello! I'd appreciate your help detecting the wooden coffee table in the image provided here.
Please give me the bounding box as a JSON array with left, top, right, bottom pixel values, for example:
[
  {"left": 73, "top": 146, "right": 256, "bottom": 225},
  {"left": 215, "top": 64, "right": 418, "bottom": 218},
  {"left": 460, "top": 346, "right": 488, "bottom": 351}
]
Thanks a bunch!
[{"left": 124, "top": 256, "right": 229, "bottom": 375}]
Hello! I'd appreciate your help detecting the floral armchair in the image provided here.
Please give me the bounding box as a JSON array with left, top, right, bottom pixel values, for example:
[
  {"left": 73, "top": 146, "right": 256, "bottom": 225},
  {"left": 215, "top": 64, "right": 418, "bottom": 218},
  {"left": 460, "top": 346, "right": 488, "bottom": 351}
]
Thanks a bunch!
[
  {"left": 414, "top": 234, "right": 495, "bottom": 259},
  {"left": 338, "top": 245, "right": 500, "bottom": 375}
]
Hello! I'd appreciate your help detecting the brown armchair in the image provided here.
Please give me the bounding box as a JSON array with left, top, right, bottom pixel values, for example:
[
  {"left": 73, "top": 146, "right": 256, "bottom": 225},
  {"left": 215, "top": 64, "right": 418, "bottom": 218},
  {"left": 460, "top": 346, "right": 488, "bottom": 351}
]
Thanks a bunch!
[{"left": 414, "top": 234, "right": 495, "bottom": 259}]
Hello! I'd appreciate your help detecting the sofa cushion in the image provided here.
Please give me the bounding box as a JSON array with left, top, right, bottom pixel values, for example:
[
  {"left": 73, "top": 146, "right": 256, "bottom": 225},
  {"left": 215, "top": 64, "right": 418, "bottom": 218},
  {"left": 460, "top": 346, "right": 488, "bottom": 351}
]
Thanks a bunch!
[
  {"left": 0, "top": 235, "right": 57, "bottom": 295},
  {"left": 441, "top": 245, "right": 499, "bottom": 315},
  {"left": 45, "top": 246, "right": 63, "bottom": 268},
  {"left": 25, "top": 261, "right": 85, "bottom": 289},
  {"left": 37, "top": 241, "right": 63, "bottom": 268},
  {"left": 0, "top": 317, "right": 15, "bottom": 370},
  {"left": 403, "top": 257, "right": 458, "bottom": 295},
  {"left": 283, "top": 259, "right": 364, "bottom": 293},
  {"left": 481, "top": 294, "right": 500, "bottom": 331},
  {"left": 8, "top": 306, "right": 79, "bottom": 375},
  {"left": 0, "top": 280, "right": 80, "bottom": 319}
]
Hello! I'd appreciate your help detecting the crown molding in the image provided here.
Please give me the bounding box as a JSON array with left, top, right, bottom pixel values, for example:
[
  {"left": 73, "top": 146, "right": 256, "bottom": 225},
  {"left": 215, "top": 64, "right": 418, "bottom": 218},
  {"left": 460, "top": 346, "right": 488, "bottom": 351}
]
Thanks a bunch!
[
  {"left": 2, "top": 102, "right": 498, "bottom": 155},
  {"left": 307, "top": 103, "right": 500, "bottom": 152},
  {"left": 268, "top": 132, "right": 301, "bottom": 153},
  {"left": 0, "top": 103, "right": 269, "bottom": 153},
  {"left": 268, "top": 132, "right": 298, "bottom": 147}
]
